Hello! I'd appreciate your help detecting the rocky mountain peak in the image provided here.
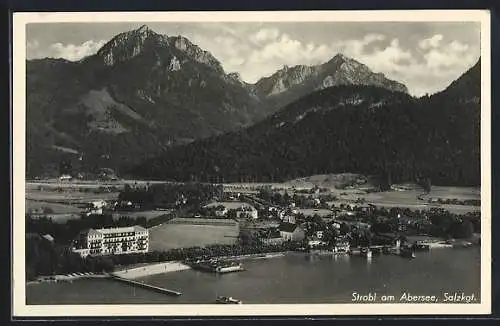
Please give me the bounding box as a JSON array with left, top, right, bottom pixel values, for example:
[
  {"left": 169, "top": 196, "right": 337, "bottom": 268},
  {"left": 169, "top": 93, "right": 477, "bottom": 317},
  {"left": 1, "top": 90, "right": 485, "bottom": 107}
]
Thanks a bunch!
[
  {"left": 167, "top": 35, "right": 224, "bottom": 73},
  {"left": 227, "top": 72, "right": 244, "bottom": 84},
  {"left": 95, "top": 26, "right": 224, "bottom": 73},
  {"left": 96, "top": 25, "right": 161, "bottom": 66},
  {"left": 331, "top": 53, "right": 347, "bottom": 61},
  {"left": 253, "top": 53, "right": 408, "bottom": 105},
  {"left": 136, "top": 24, "right": 150, "bottom": 33}
]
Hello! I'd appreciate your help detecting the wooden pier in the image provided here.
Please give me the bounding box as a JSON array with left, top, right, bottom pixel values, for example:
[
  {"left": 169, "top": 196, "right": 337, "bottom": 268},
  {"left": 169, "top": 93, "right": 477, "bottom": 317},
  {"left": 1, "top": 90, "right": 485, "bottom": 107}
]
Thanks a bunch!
[{"left": 109, "top": 275, "right": 182, "bottom": 296}]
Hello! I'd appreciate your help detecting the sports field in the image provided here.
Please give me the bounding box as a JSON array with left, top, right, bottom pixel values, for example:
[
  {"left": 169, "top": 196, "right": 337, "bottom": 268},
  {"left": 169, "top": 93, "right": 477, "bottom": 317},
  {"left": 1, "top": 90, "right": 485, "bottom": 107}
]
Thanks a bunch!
[{"left": 148, "top": 218, "right": 240, "bottom": 251}]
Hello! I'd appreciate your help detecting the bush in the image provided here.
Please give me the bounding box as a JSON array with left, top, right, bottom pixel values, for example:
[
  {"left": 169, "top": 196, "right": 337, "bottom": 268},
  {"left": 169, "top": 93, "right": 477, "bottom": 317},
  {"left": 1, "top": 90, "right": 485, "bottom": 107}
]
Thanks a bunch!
[{"left": 42, "top": 206, "right": 54, "bottom": 214}]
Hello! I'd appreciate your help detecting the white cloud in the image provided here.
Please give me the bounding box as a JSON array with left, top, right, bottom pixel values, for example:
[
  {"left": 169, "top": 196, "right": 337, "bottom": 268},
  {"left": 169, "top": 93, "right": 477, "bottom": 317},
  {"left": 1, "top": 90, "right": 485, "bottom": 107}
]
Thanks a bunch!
[
  {"left": 329, "top": 33, "right": 478, "bottom": 96},
  {"left": 27, "top": 39, "right": 106, "bottom": 61},
  {"left": 449, "top": 40, "right": 469, "bottom": 53},
  {"left": 418, "top": 34, "right": 444, "bottom": 50},
  {"left": 27, "top": 40, "right": 40, "bottom": 51},
  {"left": 332, "top": 36, "right": 413, "bottom": 75},
  {"left": 241, "top": 31, "right": 336, "bottom": 81},
  {"left": 49, "top": 40, "right": 106, "bottom": 61},
  {"left": 332, "top": 33, "right": 386, "bottom": 58},
  {"left": 201, "top": 29, "right": 476, "bottom": 95},
  {"left": 186, "top": 33, "right": 251, "bottom": 75},
  {"left": 249, "top": 28, "right": 280, "bottom": 44}
]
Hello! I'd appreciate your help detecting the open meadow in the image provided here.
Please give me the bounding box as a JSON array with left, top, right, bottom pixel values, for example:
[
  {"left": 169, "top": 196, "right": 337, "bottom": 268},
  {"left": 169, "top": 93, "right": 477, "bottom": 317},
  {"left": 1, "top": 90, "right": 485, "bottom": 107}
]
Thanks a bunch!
[
  {"left": 148, "top": 218, "right": 239, "bottom": 251},
  {"left": 26, "top": 188, "right": 120, "bottom": 204},
  {"left": 112, "top": 210, "right": 172, "bottom": 221},
  {"left": 327, "top": 188, "right": 480, "bottom": 214}
]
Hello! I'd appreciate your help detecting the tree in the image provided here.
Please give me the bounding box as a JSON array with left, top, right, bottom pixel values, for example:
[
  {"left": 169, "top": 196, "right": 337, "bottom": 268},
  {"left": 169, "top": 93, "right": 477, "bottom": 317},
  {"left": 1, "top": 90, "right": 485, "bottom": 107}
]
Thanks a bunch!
[
  {"left": 339, "top": 223, "right": 350, "bottom": 235},
  {"left": 42, "top": 206, "right": 55, "bottom": 214},
  {"left": 449, "top": 219, "right": 474, "bottom": 239},
  {"left": 59, "top": 158, "right": 72, "bottom": 175}
]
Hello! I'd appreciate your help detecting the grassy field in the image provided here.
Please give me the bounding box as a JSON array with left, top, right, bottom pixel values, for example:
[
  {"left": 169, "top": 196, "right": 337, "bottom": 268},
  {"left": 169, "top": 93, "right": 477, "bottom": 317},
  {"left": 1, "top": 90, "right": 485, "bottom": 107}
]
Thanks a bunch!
[
  {"left": 420, "top": 186, "right": 480, "bottom": 200},
  {"left": 25, "top": 185, "right": 120, "bottom": 219},
  {"left": 148, "top": 218, "right": 239, "bottom": 251},
  {"left": 26, "top": 189, "right": 120, "bottom": 203},
  {"left": 112, "top": 210, "right": 172, "bottom": 221},
  {"left": 319, "top": 184, "right": 479, "bottom": 214},
  {"left": 26, "top": 199, "right": 83, "bottom": 214},
  {"left": 26, "top": 179, "right": 169, "bottom": 190},
  {"left": 283, "top": 173, "right": 374, "bottom": 189}
]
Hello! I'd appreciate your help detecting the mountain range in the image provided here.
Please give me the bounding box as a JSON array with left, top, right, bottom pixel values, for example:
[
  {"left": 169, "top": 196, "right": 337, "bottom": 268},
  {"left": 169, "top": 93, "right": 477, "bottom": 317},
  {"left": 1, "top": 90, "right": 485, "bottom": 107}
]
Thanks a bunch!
[{"left": 26, "top": 25, "right": 479, "bottom": 186}]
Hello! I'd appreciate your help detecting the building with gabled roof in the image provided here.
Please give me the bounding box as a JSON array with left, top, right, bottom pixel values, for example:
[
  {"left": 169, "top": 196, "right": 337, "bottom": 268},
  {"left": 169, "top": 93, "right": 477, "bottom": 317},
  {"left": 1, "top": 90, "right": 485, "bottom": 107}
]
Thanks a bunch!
[
  {"left": 279, "top": 222, "right": 305, "bottom": 241},
  {"left": 42, "top": 234, "right": 55, "bottom": 243}
]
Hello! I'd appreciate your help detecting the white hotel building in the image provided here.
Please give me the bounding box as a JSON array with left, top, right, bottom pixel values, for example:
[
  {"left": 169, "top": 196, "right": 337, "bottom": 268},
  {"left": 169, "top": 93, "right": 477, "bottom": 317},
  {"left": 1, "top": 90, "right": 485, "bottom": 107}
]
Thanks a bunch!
[{"left": 72, "top": 225, "right": 149, "bottom": 258}]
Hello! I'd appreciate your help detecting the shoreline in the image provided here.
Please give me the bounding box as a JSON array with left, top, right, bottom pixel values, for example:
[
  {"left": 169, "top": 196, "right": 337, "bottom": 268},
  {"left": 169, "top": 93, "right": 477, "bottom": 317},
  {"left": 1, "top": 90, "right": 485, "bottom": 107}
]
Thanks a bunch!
[
  {"left": 111, "top": 261, "right": 191, "bottom": 279},
  {"left": 112, "top": 252, "right": 289, "bottom": 279},
  {"left": 27, "top": 252, "right": 291, "bottom": 285},
  {"left": 28, "top": 273, "right": 108, "bottom": 285},
  {"left": 216, "top": 251, "right": 287, "bottom": 261},
  {"left": 26, "top": 246, "right": 478, "bottom": 287}
]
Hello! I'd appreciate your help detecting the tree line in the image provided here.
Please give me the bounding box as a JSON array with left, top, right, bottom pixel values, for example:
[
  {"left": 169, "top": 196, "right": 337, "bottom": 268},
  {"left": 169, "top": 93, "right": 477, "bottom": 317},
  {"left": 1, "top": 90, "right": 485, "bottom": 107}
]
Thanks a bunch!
[{"left": 131, "top": 83, "right": 479, "bottom": 187}]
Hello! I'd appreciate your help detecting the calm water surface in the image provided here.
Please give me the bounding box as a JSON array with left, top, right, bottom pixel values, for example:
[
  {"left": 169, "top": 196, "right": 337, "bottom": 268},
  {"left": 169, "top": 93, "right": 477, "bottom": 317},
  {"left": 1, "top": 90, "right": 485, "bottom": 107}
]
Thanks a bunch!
[{"left": 27, "top": 248, "right": 481, "bottom": 304}]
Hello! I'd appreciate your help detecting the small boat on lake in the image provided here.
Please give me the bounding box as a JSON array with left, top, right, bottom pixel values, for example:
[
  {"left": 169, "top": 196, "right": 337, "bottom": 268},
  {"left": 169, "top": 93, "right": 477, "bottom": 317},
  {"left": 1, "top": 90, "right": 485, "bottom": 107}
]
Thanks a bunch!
[
  {"left": 360, "top": 248, "right": 372, "bottom": 259},
  {"left": 215, "top": 296, "right": 242, "bottom": 304},
  {"left": 191, "top": 259, "right": 244, "bottom": 273}
]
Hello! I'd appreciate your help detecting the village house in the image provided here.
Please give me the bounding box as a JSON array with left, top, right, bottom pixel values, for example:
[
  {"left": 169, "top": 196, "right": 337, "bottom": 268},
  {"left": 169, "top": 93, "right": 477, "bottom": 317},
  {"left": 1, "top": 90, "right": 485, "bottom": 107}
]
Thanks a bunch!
[
  {"left": 86, "top": 207, "right": 103, "bottom": 216},
  {"left": 59, "top": 174, "right": 72, "bottom": 181},
  {"left": 261, "top": 229, "right": 284, "bottom": 245},
  {"left": 390, "top": 184, "right": 415, "bottom": 192},
  {"left": 279, "top": 222, "right": 306, "bottom": 241},
  {"left": 175, "top": 194, "right": 188, "bottom": 206},
  {"left": 331, "top": 221, "right": 341, "bottom": 230},
  {"left": 91, "top": 200, "right": 107, "bottom": 209},
  {"left": 42, "top": 234, "right": 55, "bottom": 243},
  {"left": 214, "top": 206, "right": 228, "bottom": 217},
  {"left": 203, "top": 201, "right": 259, "bottom": 219},
  {"left": 268, "top": 206, "right": 285, "bottom": 220},
  {"left": 307, "top": 238, "right": 327, "bottom": 248},
  {"left": 282, "top": 215, "right": 296, "bottom": 224},
  {"left": 236, "top": 206, "right": 258, "bottom": 219},
  {"left": 333, "top": 239, "right": 351, "bottom": 253},
  {"left": 348, "top": 203, "right": 373, "bottom": 212}
]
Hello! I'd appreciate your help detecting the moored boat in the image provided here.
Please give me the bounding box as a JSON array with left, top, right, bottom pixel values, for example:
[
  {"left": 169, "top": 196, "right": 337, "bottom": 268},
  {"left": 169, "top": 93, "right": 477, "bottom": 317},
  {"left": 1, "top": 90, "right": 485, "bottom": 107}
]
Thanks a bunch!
[
  {"left": 191, "top": 259, "right": 244, "bottom": 273},
  {"left": 215, "top": 296, "right": 242, "bottom": 304},
  {"left": 400, "top": 247, "right": 416, "bottom": 259},
  {"left": 360, "top": 248, "right": 372, "bottom": 259}
]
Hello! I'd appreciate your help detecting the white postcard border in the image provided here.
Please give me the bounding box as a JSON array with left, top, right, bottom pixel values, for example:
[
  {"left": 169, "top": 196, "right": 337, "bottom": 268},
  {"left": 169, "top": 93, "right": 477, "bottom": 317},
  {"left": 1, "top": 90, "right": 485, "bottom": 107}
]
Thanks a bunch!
[{"left": 12, "top": 10, "right": 492, "bottom": 317}]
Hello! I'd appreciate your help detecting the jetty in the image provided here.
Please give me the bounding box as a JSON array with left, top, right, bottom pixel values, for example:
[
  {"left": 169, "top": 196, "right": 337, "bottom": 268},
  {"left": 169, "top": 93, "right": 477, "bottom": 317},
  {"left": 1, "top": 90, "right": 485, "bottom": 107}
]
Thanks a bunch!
[{"left": 109, "top": 275, "right": 182, "bottom": 296}]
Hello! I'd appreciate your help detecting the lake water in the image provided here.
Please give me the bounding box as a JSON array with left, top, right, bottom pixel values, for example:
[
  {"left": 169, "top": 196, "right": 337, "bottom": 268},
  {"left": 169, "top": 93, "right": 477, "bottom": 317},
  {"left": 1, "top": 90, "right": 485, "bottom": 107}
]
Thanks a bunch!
[{"left": 26, "top": 247, "right": 481, "bottom": 305}]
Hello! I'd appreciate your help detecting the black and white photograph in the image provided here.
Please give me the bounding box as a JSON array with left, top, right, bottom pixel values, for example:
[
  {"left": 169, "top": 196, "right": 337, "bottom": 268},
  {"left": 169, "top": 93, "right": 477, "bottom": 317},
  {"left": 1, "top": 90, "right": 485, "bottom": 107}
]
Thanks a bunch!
[{"left": 12, "top": 10, "right": 491, "bottom": 316}]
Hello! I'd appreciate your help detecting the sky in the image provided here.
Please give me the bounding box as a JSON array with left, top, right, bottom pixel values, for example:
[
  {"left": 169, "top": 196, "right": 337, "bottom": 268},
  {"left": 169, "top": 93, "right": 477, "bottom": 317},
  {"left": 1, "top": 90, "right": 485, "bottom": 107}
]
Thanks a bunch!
[{"left": 26, "top": 22, "right": 481, "bottom": 96}]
